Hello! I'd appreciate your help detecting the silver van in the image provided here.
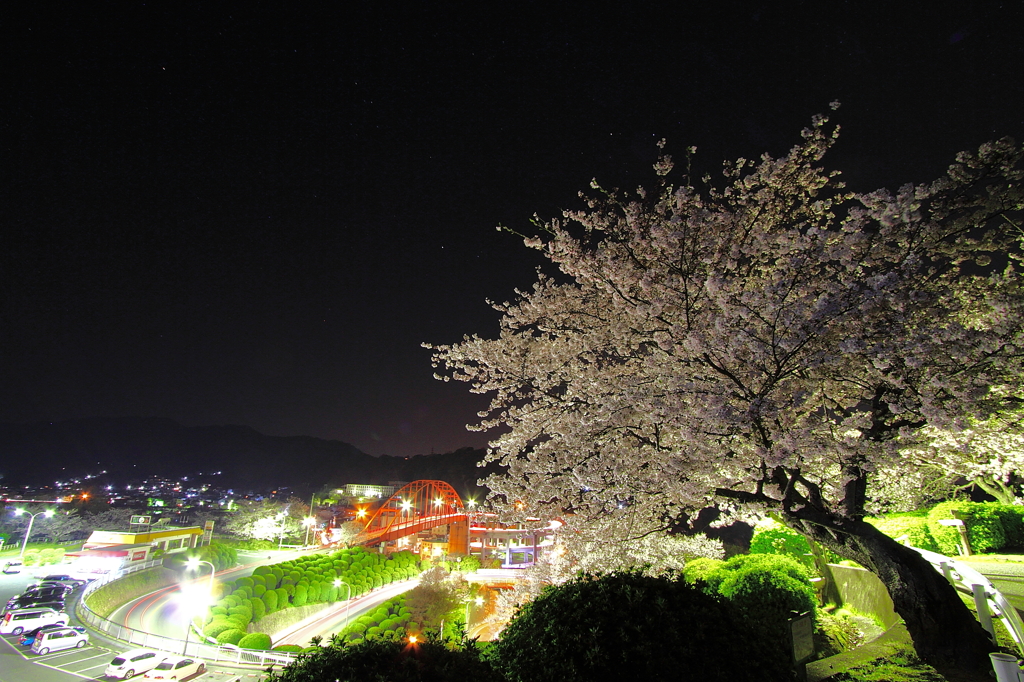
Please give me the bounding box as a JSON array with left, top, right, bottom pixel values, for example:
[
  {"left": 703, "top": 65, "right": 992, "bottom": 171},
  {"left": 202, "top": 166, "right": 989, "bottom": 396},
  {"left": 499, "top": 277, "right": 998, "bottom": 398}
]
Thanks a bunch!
[
  {"left": 0, "top": 607, "right": 69, "bottom": 635},
  {"left": 30, "top": 626, "right": 89, "bottom": 654}
]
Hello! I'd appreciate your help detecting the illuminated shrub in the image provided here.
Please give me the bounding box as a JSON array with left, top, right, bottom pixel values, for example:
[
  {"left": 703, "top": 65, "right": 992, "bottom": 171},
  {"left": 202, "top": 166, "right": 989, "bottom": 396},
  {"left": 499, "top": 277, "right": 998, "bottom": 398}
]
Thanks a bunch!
[
  {"left": 262, "top": 589, "right": 278, "bottom": 613},
  {"left": 216, "top": 629, "right": 247, "bottom": 646},
  {"left": 493, "top": 571, "right": 788, "bottom": 682},
  {"left": 204, "top": 620, "right": 235, "bottom": 639},
  {"left": 866, "top": 514, "right": 938, "bottom": 552},
  {"left": 238, "top": 633, "right": 272, "bottom": 650}
]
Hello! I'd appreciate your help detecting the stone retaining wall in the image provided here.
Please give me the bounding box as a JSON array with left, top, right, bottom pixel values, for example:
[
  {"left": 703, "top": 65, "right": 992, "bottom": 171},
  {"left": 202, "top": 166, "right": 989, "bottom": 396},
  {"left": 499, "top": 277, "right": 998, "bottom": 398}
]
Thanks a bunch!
[{"left": 827, "top": 563, "right": 900, "bottom": 629}]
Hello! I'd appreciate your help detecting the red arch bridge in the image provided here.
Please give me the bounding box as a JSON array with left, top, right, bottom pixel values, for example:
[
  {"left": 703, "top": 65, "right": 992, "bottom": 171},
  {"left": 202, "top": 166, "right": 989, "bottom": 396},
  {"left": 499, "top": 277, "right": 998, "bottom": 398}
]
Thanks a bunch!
[{"left": 356, "top": 480, "right": 471, "bottom": 554}]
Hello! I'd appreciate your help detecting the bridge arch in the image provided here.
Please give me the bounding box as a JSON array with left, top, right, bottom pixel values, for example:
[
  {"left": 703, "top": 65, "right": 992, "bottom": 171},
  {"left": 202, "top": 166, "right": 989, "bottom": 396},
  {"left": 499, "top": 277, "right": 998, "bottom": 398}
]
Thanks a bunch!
[{"left": 360, "top": 480, "right": 468, "bottom": 549}]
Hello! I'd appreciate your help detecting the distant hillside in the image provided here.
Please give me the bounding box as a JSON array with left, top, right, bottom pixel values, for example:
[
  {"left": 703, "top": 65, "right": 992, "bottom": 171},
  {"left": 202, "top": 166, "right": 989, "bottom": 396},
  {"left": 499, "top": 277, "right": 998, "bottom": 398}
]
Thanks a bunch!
[{"left": 0, "top": 417, "right": 497, "bottom": 498}]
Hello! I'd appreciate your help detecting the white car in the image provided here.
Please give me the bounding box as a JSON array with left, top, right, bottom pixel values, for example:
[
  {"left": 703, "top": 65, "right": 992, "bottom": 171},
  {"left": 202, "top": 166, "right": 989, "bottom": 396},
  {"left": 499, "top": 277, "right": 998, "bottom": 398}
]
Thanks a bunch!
[
  {"left": 0, "top": 607, "right": 68, "bottom": 635},
  {"left": 142, "top": 656, "right": 206, "bottom": 680},
  {"left": 30, "top": 626, "right": 89, "bottom": 655},
  {"left": 105, "top": 648, "right": 167, "bottom": 679}
]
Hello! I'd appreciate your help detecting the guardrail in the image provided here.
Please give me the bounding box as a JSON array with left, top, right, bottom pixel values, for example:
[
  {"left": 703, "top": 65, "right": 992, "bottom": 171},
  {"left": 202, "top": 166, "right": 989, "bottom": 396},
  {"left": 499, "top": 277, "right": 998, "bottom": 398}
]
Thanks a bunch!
[{"left": 76, "top": 562, "right": 299, "bottom": 669}]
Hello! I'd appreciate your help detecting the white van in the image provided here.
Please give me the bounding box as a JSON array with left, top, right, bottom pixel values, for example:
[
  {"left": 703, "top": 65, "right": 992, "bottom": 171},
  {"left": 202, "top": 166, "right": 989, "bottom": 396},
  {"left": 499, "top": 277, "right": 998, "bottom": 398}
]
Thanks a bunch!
[
  {"left": 0, "top": 607, "right": 68, "bottom": 635},
  {"left": 31, "top": 626, "right": 89, "bottom": 655}
]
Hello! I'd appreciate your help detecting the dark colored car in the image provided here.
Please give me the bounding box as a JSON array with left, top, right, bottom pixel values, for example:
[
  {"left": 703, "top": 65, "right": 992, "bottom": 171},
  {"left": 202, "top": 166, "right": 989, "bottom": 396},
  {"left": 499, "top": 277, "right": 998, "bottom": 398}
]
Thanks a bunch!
[
  {"left": 26, "top": 585, "right": 73, "bottom": 600},
  {"left": 25, "top": 581, "right": 73, "bottom": 593},
  {"left": 5, "top": 596, "right": 66, "bottom": 613},
  {"left": 40, "top": 574, "right": 86, "bottom": 588},
  {"left": 17, "top": 624, "right": 84, "bottom": 647}
]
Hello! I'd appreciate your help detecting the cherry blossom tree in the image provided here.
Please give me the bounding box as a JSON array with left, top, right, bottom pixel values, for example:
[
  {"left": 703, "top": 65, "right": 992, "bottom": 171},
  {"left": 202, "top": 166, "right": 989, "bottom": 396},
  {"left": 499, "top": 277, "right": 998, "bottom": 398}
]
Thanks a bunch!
[
  {"left": 429, "top": 112, "right": 1024, "bottom": 673},
  {"left": 897, "top": 403, "right": 1024, "bottom": 505}
]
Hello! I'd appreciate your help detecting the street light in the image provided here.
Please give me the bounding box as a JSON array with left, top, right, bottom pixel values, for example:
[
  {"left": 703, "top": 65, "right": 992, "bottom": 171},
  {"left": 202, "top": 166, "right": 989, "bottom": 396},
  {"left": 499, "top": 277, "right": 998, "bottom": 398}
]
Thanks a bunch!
[
  {"left": 464, "top": 595, "right": 484, "bottom": 640},
  {"left": 303, "top": 517, "right": 316, "bottom": 546},
  {"left": 185, "top": 558, "right": 216, "bottom": 591},
  {"left": 333, "top": 578, "right": 352, "bottom": 627},
  {"left": 14, "top": 509, "right": 54, "bottom": 559},
  {"left": 182, "top": 558, "right": 215, "bottom": 655}
]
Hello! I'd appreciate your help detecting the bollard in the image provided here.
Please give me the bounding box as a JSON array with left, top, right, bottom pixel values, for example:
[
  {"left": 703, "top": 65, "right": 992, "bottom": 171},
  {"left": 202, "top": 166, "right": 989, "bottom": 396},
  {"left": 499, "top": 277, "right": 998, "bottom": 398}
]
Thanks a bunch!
[{"left": 990, "top": 652, "right": 1024, "bottom": 682}]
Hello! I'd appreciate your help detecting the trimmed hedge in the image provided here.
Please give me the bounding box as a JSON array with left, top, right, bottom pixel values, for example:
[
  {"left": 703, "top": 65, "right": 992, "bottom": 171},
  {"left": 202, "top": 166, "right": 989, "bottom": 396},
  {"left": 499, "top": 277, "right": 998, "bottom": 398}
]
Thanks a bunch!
[
  {"left": 866, "top": 514, "right": 938, "bottom": 552},
  {"left": 749, "top": 523, "right": 814, "bottom": 569},
  {"left": 928, "top": 501, "right": 1006, "bottom": 554},
  {"left": 217, "top": 628, "right": 248, "bottom": 645},
  {"left": 238, "top": 632, "right": 273, "bottom": 650}
]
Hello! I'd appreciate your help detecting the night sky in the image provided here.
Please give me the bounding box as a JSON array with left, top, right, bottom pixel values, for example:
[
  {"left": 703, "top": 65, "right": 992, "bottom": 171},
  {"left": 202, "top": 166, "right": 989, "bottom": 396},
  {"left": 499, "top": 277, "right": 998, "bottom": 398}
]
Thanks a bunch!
[{"left": 2, "top": 3, "right": 1021, "bottom": 458}]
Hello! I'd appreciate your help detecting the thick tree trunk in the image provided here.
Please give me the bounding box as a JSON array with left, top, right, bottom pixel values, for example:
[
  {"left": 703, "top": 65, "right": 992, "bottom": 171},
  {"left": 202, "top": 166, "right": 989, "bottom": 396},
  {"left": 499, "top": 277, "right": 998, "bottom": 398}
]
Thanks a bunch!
[{"left": 785, "top": 511, "right": 996, "bottom": 674}]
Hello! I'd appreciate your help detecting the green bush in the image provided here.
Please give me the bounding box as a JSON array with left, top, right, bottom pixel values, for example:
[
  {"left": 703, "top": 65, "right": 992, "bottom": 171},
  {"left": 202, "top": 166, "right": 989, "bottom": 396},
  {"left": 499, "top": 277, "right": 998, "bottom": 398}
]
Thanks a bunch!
[
  {"left": 927, "top": 501, "right": 1007, "bottom": 554},
  {"left": 238, "top": 632, "right": 273, "bottom": 650},
  {"left": 263, "top": 589, "right": 278, "bottom": 613},
  {"left": 866, "top": 514, "right": 939, "bottom": 552},
  {"left": 204, "top": 620, "right": 236, "bottom": 639},
  {"left": 683, "top": 557, "right": 725, "bottom": 585},
  {"left": 493, "top": 571, "right": 790, "bottom": 682},
  {"left": 216, "top": 628, "right": 248, "bottom": 645},
  {"left": 293, "top": 584, "right": 308, "bottom": 607},
  {"left": 749, "top": 523, "right": 814, "bottom": 569},
  {"left": 273, "top": 644, "right": 302, "bottom": 653},
  {"left": 249, "top": 597, "right": 266, "bottom": 621},
  {"left": 996, "top": 505, "right": 1024, "bottom": 549}
]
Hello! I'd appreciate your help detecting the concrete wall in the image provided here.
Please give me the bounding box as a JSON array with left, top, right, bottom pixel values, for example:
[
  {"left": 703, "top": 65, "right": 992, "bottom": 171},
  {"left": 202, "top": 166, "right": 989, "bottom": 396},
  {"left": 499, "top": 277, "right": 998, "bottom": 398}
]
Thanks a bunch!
[{"left": 827, "top": 564, "right": 900, "bottom": 629}]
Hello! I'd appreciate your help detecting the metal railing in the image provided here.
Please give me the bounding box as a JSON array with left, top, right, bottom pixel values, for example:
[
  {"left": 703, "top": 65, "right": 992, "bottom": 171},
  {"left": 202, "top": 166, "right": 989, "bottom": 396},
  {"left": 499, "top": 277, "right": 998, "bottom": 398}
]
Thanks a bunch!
[{"left": 77, "top": 563, "right": 299, "bottom": 669}]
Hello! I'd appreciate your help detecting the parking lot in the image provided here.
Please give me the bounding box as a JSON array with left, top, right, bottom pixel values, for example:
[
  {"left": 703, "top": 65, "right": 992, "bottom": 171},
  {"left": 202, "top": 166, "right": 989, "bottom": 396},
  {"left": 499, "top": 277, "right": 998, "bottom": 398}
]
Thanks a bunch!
[{"left": 0, "top": 632, "right": 266, "bottom": 681}]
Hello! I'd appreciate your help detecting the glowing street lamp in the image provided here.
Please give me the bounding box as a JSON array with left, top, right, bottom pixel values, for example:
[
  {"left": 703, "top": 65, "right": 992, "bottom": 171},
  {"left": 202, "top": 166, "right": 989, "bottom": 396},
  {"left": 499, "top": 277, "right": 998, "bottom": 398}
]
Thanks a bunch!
[
  {"left": 303, "top": 517, "right": 316, "bottom": 546},
  {"left": 15, "top": 509, "right": 54, "bottom": 559},
  {"left": 182, "top": 558, "right": 215, "bottom": 655},
  {"left": 333, "top": 578, "right": 352, "bottom": 626},
  {"left": 464, "top": 595, "right": 484, "bottom": 640},
  {"left": 400, "top": 499, "right": 412, "bottom": 525},
  {"left": 185, "top": 558, "right": 216, "bottom": 591}
]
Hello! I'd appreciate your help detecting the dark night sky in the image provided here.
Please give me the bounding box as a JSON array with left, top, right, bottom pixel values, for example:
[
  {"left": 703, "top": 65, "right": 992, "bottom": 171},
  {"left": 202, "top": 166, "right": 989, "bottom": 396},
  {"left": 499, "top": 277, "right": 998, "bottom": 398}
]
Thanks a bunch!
[{"left": 2, "top": 2, "right": 1021, "bottom": 457}]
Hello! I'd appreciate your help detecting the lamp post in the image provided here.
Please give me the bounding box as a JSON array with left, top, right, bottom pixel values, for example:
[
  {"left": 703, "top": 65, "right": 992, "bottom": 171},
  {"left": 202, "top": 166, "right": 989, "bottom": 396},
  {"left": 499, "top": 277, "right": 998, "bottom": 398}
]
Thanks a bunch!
[
  {"left": 463, "top": 595, "right": 484, "bottom": 640},
  {"left": 333, "top": 578, "right": 352, "bottom": 627},
  {"left": 15, "top": 509, "right": 54, "bottom": 559},
  {"left": 182, "top": 559, "right": 215, "bottom": 655},
  {"left": 185, "top": 558, "right": 216, "bottom": 591},
  {"left": 303, "top": 517, "right": 316, "bottom": 547}
]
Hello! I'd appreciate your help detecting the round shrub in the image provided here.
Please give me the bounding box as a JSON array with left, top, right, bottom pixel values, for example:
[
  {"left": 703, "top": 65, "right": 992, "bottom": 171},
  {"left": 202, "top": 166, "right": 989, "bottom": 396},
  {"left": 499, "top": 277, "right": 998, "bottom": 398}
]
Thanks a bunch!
[
  {"left": 492, "top": 570, "right": 789, "bottom": 682},
  {"left": 293, "top": 584, "right": 308, "bottom": 607},
  {"left": 683, "top": 557, "right": 724, "bottom": 585},
  {"left": 366, "top": 626, "right": 382, "bottom": 639},
  {"left": 216, "top": 628, "right": 248, "bottom": 646},
  {"left": 273, "top": 644, "right": 303, "bottom": 653},
  {"left": 238, "top": 632, "right": 273, "bottom": 650},
  {"left": 262, "top": 589, "right": 278, "bottom": 613},
  {"left": 249, "top": 597, "right": 266, "bottom": 621},
  {"left": 203, "top": 620, "right": 235, "bottom": 639},
  {"left": 749, "top": 522, "right": 814, "bottom": 569}
]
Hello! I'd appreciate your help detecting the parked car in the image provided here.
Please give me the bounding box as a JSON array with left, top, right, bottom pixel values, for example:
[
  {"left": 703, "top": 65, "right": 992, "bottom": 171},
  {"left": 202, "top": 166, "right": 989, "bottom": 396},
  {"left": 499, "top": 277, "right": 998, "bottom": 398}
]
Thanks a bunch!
[
  {"left": 39, "top": 574, "right": 86, "bottom": 588},
  {"left": 105, "top": 648, "right": 167, "bottom": 679},
  {"left": 0, "top": 607, "right": 68, "bottom": 635},
  {"left": 25, "top": 581, "right": 76, "bottom": 594},
  {"left": 5, "top": 595, "right": 66, "bottom": 613},
  {"left": 31, "top": 626, "right": 89, "bottom": 655},
  {"left": 18, "top": 624, "right": 85, "bottom": 647},
  {"left": 142, "top": 656, "right": 206, "bottom": 679},
  {"left": 7, "top": 585, "right": 72, "bottom": 608},
  {"left": 2, "top": 560, "right": 23, "bottom": 574},
  {"left": 27, "top": 584, "right": 73, "bottom": 599}
]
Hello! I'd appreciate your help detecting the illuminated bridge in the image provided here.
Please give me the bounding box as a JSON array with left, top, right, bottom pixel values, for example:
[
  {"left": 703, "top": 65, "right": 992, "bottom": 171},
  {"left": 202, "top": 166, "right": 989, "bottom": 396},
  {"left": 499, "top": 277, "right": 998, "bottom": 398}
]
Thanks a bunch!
[{"left": 358, "top": 480, "right": 470, "bottom": 553}]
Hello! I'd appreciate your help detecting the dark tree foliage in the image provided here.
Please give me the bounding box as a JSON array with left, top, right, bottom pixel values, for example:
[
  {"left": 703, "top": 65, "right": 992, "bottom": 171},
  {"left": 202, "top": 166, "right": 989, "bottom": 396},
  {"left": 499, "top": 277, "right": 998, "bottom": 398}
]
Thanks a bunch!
[
  {"left": 493, "top": 570, "right": 792, "bottom": 682},
  {"left": 263, "top": 635, "right": 497, "bottom": 682}
]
